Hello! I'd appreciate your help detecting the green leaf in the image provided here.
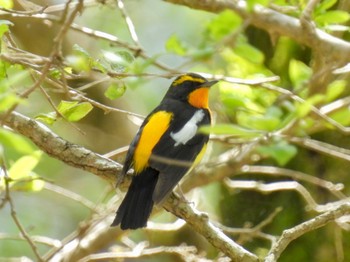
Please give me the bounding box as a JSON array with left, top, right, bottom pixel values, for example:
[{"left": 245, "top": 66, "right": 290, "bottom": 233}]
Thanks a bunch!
[
  {"left": 10, "top": 174, "right": 45, "bottom": 192},
  {"left": 315, "top": 11, "right": 350, "bottom": 26},
  {"left": 104, "top": 81, "right": 126, "bottom": 100},
  {"left": 234, "top": 42, "right": 264, "bottom": 64},
  {"left": 165, "top": 34, "right": 187, "bottom": 55},
  {"left": 242, "top": 115, "right": 281, "bottom": 131},
  {"left": 206, "top": 10, "right": 242, "bottom": 41},
  {"left": 35, "top": 112, "right": 57, "bottom": 125},
  {"left": 0, "top": 0, "right": 13, "bottom": 9},
  {"left": 0, "top": 129, "right": 35, "bottom": 154},
  {"left": 101, "top": 50, "right": 134, "bottom": 72},
  {"left": 0, "top": 93, "right": 22, "bottom": 112},
  {"left": 29, "top": 178, "right": 45, "bottom": 191},
  {"left": 316, "top": 0, "right": 336, "bottom": 12},
  {"left": 199, "top": 124, "right": 263, "bottom": 137},
  {"left": 289, "top": 59, "right": 312, "bottom": 88},
  {"left": 49, "top": 68, "right": 62, "bottom": 79},
  {"left": 325, "top": 80, "right": 346, "bottom": 102},
  {"left": 9, "top": 151, "right": 42, "bottom": 180},
  {"left": 66, "top": 44, "right": 94, "bottom": 72},
  {"left": 329, "top": 107, "right": 350, "bottom": 126},
  {"left": 58, "top": 101, "right": 93, "bottom": 122},
  {"left": 66, "top": 55, "right": 91, "bottom": 72},
  {"left": 257, "top": 141, "right": 297, "bottom": 166},
  {"left": 0, "top": 20, "right": 12, "bottom": 37},
  {"left": 296, "top": 94, "right": 325, "bottom": 118},
  {"left": 72, "top": 44, "right": 91, "bottom": 58}
]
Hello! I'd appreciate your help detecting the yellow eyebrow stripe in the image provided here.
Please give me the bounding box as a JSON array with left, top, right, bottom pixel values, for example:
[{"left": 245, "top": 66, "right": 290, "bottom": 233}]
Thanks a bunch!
[
  {"left": 173, "top": 75, "right": 205, "bottom": 86},
  {"left": 133, "top": 111, "right": 173, "bottom": 173}
]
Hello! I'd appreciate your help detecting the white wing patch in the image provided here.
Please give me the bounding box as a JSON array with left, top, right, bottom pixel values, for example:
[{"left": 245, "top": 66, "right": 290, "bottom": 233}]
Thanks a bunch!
[{"left": 170, "top": 110, "right": 205, "bottom": 146}]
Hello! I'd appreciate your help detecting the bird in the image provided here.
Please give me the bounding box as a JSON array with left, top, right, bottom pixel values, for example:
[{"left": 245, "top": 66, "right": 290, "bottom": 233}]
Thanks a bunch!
[{"left": 111, "top": 73, "right": 218, "bottom": 230}]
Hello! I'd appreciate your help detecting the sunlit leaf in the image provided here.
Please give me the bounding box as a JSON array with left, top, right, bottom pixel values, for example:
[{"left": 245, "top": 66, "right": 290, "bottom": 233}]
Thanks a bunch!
[
  {"left": 0, "top": 0, "right": 13, "bottom": 9},
  {"left": 289, "top": 59, "right": 312, "bottom": 88},
  {"left": 329, "top": 107, "right": 350, "bottom": 126},
  {"left": 29, "top": 178, "right": 45, "bottom": 191},
  {"left": 49, "top": 68, "right": 62, "bottom": 79},
  {"left": 0, "top": 20, "right": 12, "bottom": 37},
  {"left": 9, "top": 151, "right": 42, "bottom": 180},
  {"left": 206, "top": 10, "right": 242, "bottom": 41},
  {"left": 199, "top": 124, "right": 263, "bottom": 137},
  {"left": 104, "top": 81, "right": 126, "bottom": 100},
  {"left": 35, "top": 112, "right": 57, "bottom": 125},
  {"left": 325, "top": 80, "right": 346, "bottom": 102},
  {"left": 0, "top": 129, "right": 35, "bottom": 154},
  {"left": 315, "top": 11, "right": 350, "bottom": 26},
  {"left": 165, "top": 34, "right": 187, "bottom": 55},
  {"left": 296, "top": 94, "right": 325, "bottom": 118},
  {"left": 0, "top": 93, "right": 22, "bottom": 112},
  {"left": 316, "top": 0, "right": 336, "bottom": 12},
  {"left": 58, "top": 101, "right": 93, "bottom": 122},
  {"left": 234, "top": 42, "right": 264, "bottom": 64},
  {"left": 10, "top": 173, "right": 45, "bottom": 192},
  {"left": 241, "top": 114, "right": 281, "bottom": 131},
  {"left": 257, "top": 141, "right": 297, "bottom": 166},
  {"left": 66, "top": 55, "right": 90, "bottom": 72},
  {"left": 101, "top": 50, "right": 134, "bottom": 72}
]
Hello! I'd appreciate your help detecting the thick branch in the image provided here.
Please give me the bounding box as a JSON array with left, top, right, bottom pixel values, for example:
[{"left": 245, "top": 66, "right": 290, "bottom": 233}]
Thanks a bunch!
[
  {"left": 2, "top": 111, "right": 258, "bottom": 261},
  {"left": 164, "top": 0, "right": 350, "bottom": 64},
  {"left": 2, "top": 111, "right": 121, "bottom": 183}
]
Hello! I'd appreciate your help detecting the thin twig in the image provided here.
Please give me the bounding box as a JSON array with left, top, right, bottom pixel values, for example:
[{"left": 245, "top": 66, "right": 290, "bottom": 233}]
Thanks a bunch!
[
  {"left": 2, "top": 169, "right": 44, "bottom": 261},
  {"left": 265, "top": 203, "right": 350, "bottom": 262},
  {"left": 240, "top": 165, "right": 346, "bottom": 199},
  {"left": 224, "top": 179, "right": 320, "bottom": 211},
  {"left": 116, "top": 0, "right": 141, "bottom": 47}
]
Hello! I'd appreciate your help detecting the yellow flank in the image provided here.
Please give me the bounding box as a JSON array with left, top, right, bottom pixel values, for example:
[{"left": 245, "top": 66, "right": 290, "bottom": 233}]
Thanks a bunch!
[
  {"left": 133, "top": 111, "right": 173, "bottom": 173},
  {"left": 173, "top": 75, "right": 205, "bottom": 86},
  {"left": 188, "top": 87, "right": 209, "bottom": 108},
  {"left": 193, "top": 143, "right": 207, "bottom": 167}
]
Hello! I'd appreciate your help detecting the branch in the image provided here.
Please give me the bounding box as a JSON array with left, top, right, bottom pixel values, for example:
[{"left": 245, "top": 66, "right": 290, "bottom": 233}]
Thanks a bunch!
[
  {"left": 3, "top": 111, "right": 259, "bottom": 261},
  {"left": 265, "top": 202, "right": 350, "bottom": 262},
  {"left": 2, "top": 111, "right": 121, "bottom": 183},
  {"left": 164, "top": 0, "right": 350, "bottom": 64},
  {"left": 163, "top": 194, "right": 259, "bottom": 261}
]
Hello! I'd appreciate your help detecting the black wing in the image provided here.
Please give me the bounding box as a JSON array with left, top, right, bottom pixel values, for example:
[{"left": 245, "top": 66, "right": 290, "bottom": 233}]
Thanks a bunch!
[{"left": 149, "top": 99, "right": 211, "bottom": 203}]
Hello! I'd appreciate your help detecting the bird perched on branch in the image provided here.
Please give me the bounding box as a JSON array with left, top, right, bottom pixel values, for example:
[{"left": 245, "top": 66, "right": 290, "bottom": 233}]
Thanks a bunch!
[{"left": 111, "top": 73, "right": 217, "bottom": 230}]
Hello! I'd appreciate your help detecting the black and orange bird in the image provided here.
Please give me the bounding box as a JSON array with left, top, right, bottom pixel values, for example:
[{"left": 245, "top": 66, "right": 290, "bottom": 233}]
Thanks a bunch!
[{"left": 111, "top": 73, "right": 218, "bottom": 230}]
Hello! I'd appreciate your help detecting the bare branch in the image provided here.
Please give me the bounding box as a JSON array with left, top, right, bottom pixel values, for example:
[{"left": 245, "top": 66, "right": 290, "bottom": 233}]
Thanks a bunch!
[
  {"left": 78, "top": 245, "right": 199, "bottom": 262},
  {"left": 224, "top": 179, "right": 320, "bottom": 211},
  {"left": 2, "top": 111, "right": 121, "bottom": 183},
  {"left": 164, "top": 0, "right": 350, "bottom": 65},
  {"left": 265, "top": 203, "right": 350, "bottom": 262},
  {"left": 163, "top": 194, "right": 260, "bottom": 262}
]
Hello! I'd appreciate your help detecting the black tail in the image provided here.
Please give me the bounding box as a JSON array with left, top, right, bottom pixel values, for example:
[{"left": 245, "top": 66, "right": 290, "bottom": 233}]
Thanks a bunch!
[{"left": 111, "top": 167, "right": 159, "bottom": 230}]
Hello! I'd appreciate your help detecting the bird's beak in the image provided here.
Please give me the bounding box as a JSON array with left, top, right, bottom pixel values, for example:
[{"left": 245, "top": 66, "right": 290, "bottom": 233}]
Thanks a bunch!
[{"left": 202, "top": 80, "right": 218, "bottom": 88}]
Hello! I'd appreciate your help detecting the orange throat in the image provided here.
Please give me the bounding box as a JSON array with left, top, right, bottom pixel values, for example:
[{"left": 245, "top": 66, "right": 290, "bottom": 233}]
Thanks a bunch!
[{"left": 188, "top": 87, "right": 209, "bottom": 109}]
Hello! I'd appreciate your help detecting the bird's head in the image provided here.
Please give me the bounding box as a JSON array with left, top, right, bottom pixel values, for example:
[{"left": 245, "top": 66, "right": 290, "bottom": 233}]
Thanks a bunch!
[{"left": 165, "top": 73, "right": 218, "bottom": 109}]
